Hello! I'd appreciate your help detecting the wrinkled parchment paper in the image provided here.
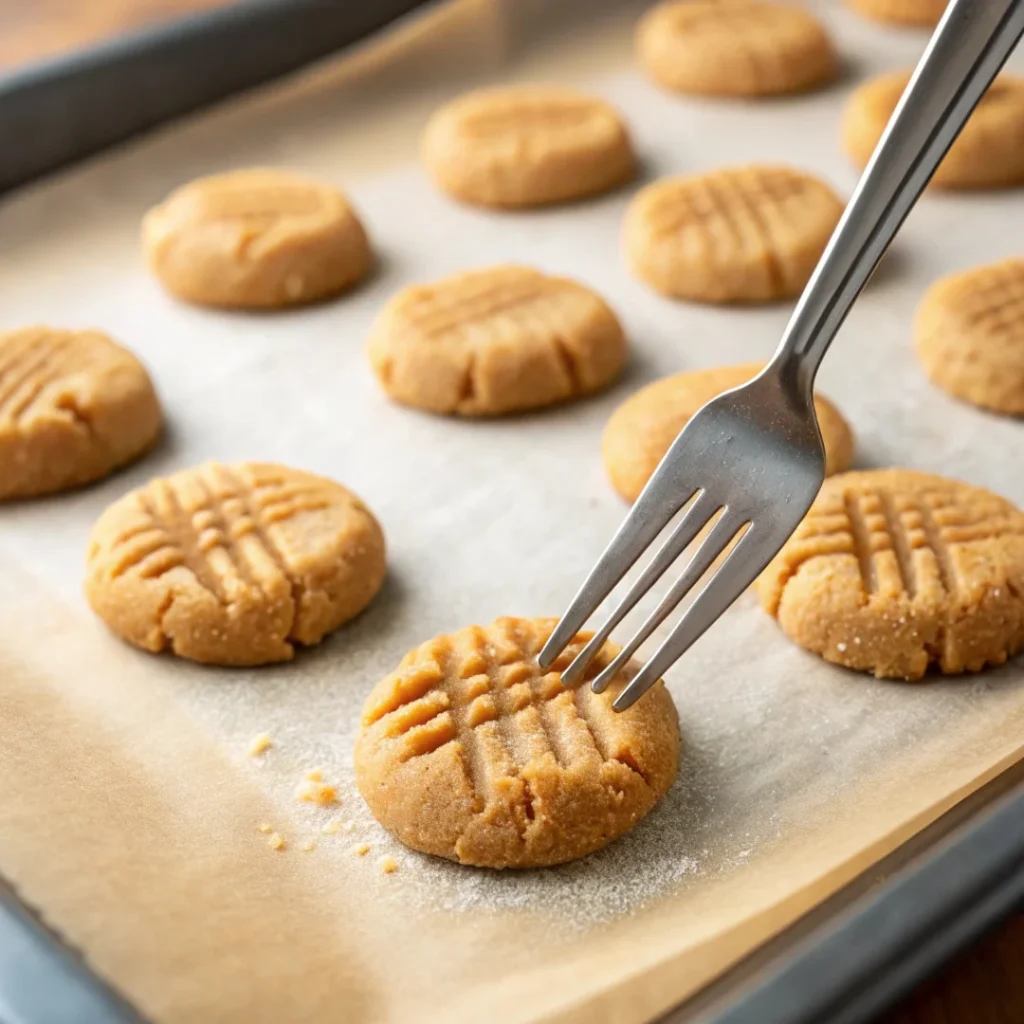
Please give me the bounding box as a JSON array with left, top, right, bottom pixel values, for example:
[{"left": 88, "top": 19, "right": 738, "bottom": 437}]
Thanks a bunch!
[{"left": 1, "top": 1, "right": 1023, "bottom": 1021}]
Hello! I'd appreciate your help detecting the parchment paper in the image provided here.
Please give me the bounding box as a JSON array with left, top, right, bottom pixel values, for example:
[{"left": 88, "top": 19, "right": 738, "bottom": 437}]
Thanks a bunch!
[{"left": 1, "top": 1, "right": 1023, "bottom": 1021}]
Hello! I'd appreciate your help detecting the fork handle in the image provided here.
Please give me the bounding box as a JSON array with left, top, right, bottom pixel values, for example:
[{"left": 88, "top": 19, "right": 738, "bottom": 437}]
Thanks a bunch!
[{"left": 772, "top": 0, "right": 1024, "bottom": 387}]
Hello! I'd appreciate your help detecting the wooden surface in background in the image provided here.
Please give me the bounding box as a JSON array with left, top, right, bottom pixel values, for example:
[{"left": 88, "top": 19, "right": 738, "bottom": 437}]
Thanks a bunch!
[{"left": 0, "top": 2, "right": 1020, "bottom": 1023}]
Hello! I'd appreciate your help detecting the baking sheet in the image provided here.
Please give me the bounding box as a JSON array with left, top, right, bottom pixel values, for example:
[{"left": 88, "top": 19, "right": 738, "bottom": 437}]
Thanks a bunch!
[{"left": 1, "top": 1, "right": 1023, "bottom": 1021}]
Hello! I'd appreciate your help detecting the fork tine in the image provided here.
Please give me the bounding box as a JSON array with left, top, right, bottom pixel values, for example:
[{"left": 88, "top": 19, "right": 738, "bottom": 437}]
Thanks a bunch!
[
  {"left": 590, "top": 511, "right": 743, "bottom": 694},
  {"left": 612, "top": 525, "right": 765, "bottom": 711},
  {"left": 558, "top": 490, "right": 717, "bottom": 688},
  {"left": 537, "top": 481, "right": 700, "bottom": 670}
]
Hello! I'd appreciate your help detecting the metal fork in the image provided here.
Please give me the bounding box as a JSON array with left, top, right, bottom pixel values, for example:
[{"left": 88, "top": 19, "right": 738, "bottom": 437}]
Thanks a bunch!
[{"left": 539, "top": 0, "right": 1024, "bottom": 711}]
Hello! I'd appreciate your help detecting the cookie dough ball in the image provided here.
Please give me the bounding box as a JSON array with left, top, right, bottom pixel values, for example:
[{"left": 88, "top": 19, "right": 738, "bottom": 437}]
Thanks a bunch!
[
  {"left": 624, "top": 165, "right": 844, "bottom": 303},
  {"left": 368, "top": 265, "right": 627, "bottom": 416},
  {"left": 915, "top": 259, "right": 1024, "bottom": 416},
  {"left": 421, "top": 85, "right": 636, "bottom": 209},
  {"left": 847, "top": 0, "right": 947, "bottom": 26},
  {"left": 637, "top": 0, "right": 837, "bottom": 97},
  {"left": 355, "top": 616, "right": 680, "bottom": 868},
  {"left": 758, "top": 469, "right": 1024, "bottom": 679},
  {"left": 86, "top": 462, "right": 385, "bottom": 666},
  {"left": 603, "top": 363, "right": 854, "bottom": 502},
  {"left": 843, "top": 73, "right": 1024, "bottom": 189},
  {"left": 0, "top": 326, "right": 161, "bottom": 500},
  {"left": 142, "top": 168, "right": 373, "bottom": 308}
]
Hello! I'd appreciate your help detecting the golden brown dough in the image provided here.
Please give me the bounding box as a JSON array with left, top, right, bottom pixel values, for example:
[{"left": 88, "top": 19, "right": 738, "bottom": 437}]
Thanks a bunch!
[
  {"left": 637, "top": 0, "right": 837, "bottom": 97},
  {"left": 85, "top": 461, "right": 386, "bottom": 666},
  {"left": 355, "top": 616, "right": 680, "bottom": 869},
  {"left": 0, "top": 326, "right": 161, "bottom": 500},
  {"left": 368, "top": 265, "right": 627, "bottom": 416},
  {"left": 843, "top": 73, "right": 1024, "bottom": 189},
  {"left": 847, "top": 0, "right": 947, "bottom": 26},
  {"left": 603, "top": 363, "right": 854, "bottom": 502},
  {"left": 758, "top": 469, "right": 1024, "bottom": 679},
  {"left": 623, "top": 165, "right": 844, "bottom": 303},
  {"left": 421, "top": 85, "right": 635, "bottom": 208},
  {"left": 142, "top": 168, "right": 373, "bottom": 308}
]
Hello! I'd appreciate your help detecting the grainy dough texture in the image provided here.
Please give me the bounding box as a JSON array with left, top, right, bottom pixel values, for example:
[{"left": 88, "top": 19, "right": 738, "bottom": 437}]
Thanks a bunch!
[
  {"left": 915, "top": 258, "right": 1024, "bottom": 416},
  {"left": 0, "top": 326, "right": 161, "bottom": 501},
  {"left": 85, "top": 461, "right": 386, "bottom": 666},
  {"left": 623, "top": 165, "right": 844, "bottom": 303},
  {"left": 843, "top": 73, "right": 1024, "bottom": 189},
  {"left": 636, "top": 0, "right": 836, "bottom": 97},
  {"left": 354, "top": 616, "right": 680, "bottom": 869},
  {"left": 603, "top": 363, "right": 854, "bottom": 503},
  {"left": 847, "top": 0, "right": 947, "bottom": 26},
  {"left": 368, "top": 265, "right": 627, "bottom": 415},
  {"left": 142, "top": 168, "right": 373, "bottom": 308},
  {"left": 421, "top": 85, "right": 636, "bottom": 208},
  {"left": 758, "top": 469, "right": 1024, "bottom": 680}
]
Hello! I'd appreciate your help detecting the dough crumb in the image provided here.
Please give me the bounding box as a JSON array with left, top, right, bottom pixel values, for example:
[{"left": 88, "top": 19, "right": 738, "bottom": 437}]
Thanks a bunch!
[
  {"left": 354, "top": 843, "right": 371, "bottom": 857},
  {"left": 296, "top": 780, "right": 338, "bottom": 806},
  {"left": 248, "top": 733, "right": 273, "bottom": 756},
  {"left": 302, "top": 840, "right": 317, "bottom": 852},
  {"left": 379, "top": 856, "right": 399, "bottom": 875},
  {"left": 257, "top": 823, "right": 273, "bottom": 834},
  {"left": 268, "top": 833, "right": 287, "bottom": 851},
  {"left": 322, "top": 819, "right": 342, "bottom": 835},
  {"left": 304, "top": 768, "right": 323, "bottom": 782}
]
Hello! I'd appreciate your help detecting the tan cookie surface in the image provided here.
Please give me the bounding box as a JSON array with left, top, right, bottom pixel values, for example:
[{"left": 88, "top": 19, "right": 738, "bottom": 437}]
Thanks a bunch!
[
  {"left": 368, "top": 265, "right": 627, "bottom": 416},
  {"left": 355, "top": 616, "right": 680, "bottom": 868},
  {"left": 637, "top": 0, "right": 836, "bottom": 97},
  {"left": 847, "top": 0, "right": 947, "bottom": 25},
  {"left": 142, "top": 168, "right": 373, "bottom": 308},
  {"left": 603, "top": 363, "right": 854, "bottom": 502},
  {"left": 758, "top": 469, "right": 1024, "bottom": 680},
  {"left": 421, "top": 85, "right": 635, "bottom": 209},
  {"left": 86, "top": 462, "right": 386, "bottom": 666},
  {"left": 624, "top": 165, "right": 844, "bottom": 302},
  {"left": 915, "top": 259, "right": 1024, "bottom": 416},
  {"left": 0, "top": 327, "right": 161, "bottom": 500},
  {"left": 843, "top": 73, "right": 1024, "bottom": 189}
]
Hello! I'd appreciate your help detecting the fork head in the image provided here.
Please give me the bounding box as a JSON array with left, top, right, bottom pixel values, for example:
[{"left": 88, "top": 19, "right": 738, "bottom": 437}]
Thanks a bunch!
[{"left": 538, "top": 364, "right": 828, "bottom": 711}]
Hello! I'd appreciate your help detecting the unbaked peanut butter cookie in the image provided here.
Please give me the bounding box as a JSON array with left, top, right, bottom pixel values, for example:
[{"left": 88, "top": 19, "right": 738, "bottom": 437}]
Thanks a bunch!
[
  {"left": 624, "top": 165, "right": 844, "bottom": 302},
  {"left": 603, "top": 363, "right": 854, "bottom": 502},
  {"left": 355, "top": 616, "right": 680, "bottom": 869},
  {"left": 915, "top": 259, "right": 1024, "bottom": 416},
  {"left": 0, "top": 326, "right": 161, "bottom": 501},
  {"left": 636, "top": 0, "right": 837, "bottom": 97},
  {"left": 368, "top": 265, "right": 627, "bottom": 416},
  {"left": 843, "top": 73, "right": 1024, "bottom": 189},
  {"left": 847, "top": 0, "right": 947, "bottom": 26},
  {"left": 758, "top": 470, "right": 1024, "bottom": 680},
  {"left": 86, "top": 462, "right": 385, "bottom": 665},
  {"left": 421, "top": 85, "right": 636, "bottom": 208},
  {"left": 142, "top": 168, "right": 373, "bottom": 308}
]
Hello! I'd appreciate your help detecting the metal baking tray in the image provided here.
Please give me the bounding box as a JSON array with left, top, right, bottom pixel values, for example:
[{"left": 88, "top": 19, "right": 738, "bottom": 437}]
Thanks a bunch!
[{"left": 0, "top": 2, "right": 1022, "bottom": 1021}]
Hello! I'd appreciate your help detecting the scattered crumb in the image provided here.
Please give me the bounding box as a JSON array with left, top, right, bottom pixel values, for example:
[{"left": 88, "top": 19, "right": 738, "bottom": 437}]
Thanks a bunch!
[
  {"left": 379, "top": 856, "right": 399, "bottom": 875},
  {"left": 302, "top": 840, "right": 317, "bottom": 853},
  {"left": 304, "top": 768, "right": 323, "bottom": 782},
  {"left": 268, "top": 833, "right": 287, "bottom": 851},
  {"left": 248, "top": 733, "right": 273, "bottom": 757},
  {"left": 257, "top": 823, "right": 273, "bottom": 834},
  {"left": 296, "top": 781, "right": 338, "bottom": 806},
  {"left": 354, "top": 843, "right": 371, "bottom": 857},
  {"left": 342, "top": 820, "right": 355, "bottom": 833},
  {"left": 322, "top": 819, "right": 342, "bottom": 835},
  {"left": 836, "top": 642, "right": 847, "bottom": 653}
]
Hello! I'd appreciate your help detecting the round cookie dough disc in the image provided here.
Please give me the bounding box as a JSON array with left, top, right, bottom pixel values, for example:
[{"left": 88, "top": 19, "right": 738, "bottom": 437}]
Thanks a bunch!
[
  {"left": 355, "top": 616, "right": 681, "bottom": 868},
  {"left": 915, "top": 258, "right": 1024, "bottom": 415},
  {"left": 603, "top": 363, "right": 854, "bottom": 502},
  {"left": 421, "top": 85, "right": 636, "bottom": 209},
  {"left": 843, "top": 73, "right": 1024, "bottom": 189},
  {"left": 85, "top": 462, "right": 386, "bottom": 666},
  {"left": 758, "top": 469, "right": 1024, "bottom": 679},
  {"left": 623, "top": 165, "right": 844, "bottom": 303},
  {"left": 0, "top": 326, "right": 161, "bottom": 500},
  {"left": 368, "top": 265, "right": 627, "bottom": 416},
  {"left": 847, "top": 0, "right": 947, "bottom": 26},
  {"left": 142, "top": 168, "right": 373, "bottom": 308},
  {"left": 636, "top": 0, "right": 836, "bottom": 97}
]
